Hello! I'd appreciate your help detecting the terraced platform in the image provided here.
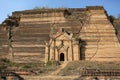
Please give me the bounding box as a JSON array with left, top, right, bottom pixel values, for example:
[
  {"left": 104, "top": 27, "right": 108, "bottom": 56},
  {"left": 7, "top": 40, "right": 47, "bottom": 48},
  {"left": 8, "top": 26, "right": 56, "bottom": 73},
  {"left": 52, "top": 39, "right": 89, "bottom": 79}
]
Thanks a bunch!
[{"left": 0, "top": 6, "right": 120, "bottom": 63}]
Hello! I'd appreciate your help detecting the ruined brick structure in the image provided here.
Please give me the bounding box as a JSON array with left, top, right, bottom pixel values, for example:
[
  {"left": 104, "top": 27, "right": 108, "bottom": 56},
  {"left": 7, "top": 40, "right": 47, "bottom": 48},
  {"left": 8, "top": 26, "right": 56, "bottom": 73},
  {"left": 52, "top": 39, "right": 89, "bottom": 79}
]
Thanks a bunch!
[{"left": 0, "top": 6, "right": 120, "bottom": 63}]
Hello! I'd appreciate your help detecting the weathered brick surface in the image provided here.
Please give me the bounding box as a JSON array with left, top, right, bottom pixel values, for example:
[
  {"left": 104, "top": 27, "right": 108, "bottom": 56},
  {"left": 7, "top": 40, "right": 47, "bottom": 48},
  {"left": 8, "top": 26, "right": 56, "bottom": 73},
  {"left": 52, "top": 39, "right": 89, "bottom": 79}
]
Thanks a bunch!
[
  {"left": 0, "top": 6, "right": 120, "bottom": 63},
  {"left": 0, "top": 26, "right": 9, "bottom": 58}
]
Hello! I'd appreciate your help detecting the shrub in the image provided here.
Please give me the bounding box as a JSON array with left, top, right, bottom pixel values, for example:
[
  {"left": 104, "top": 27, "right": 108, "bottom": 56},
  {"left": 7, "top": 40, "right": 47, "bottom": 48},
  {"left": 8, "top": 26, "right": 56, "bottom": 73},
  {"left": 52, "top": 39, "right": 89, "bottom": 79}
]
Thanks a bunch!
[
  {"left": 23, "top": 64, "right": 31, "bottom": 69},
  {"left": 46, "top": 61, "right": 59, "bottom": 67},
  {"left": 0, "top": 58, "right": 10, "bottom": 63},
  {"left": 0, "top": 65, "right": 7, "bottom": 70}
]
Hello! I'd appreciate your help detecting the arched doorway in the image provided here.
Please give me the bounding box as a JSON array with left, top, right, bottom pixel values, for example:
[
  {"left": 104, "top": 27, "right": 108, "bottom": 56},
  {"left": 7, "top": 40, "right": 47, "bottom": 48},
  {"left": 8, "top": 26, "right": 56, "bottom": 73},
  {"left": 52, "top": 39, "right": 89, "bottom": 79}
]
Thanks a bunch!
[{"left": 60, "top": 53, "right": 64, "bottom": 61}]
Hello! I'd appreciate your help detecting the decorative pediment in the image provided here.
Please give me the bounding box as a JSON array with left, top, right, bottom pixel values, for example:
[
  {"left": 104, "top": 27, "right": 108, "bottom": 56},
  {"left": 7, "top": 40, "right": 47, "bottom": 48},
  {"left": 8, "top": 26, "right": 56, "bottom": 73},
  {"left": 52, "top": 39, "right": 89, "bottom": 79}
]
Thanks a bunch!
[{"left": 54, "top": 31, "right": 73, "bottom": 40}]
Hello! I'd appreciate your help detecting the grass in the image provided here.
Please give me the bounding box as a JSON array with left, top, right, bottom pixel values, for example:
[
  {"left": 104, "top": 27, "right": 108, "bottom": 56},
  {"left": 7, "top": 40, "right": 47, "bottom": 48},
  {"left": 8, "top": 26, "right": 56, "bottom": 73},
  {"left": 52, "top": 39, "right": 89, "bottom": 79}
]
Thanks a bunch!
[
  {"left": 58, "top": 61, "right": 120, "bottom": 76},
  {"left": 0, "top": 58, "right": 59, "bottom": 75},
  {"left": 0, "top": 58, "right": 119, "bottom": 76}
]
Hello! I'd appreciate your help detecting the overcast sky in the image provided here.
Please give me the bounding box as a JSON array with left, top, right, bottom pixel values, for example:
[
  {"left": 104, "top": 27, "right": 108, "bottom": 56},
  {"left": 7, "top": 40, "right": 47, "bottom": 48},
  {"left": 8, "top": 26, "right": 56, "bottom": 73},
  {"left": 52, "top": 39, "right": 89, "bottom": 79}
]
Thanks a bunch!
[{"left": 0, "top": 0, "right": 120, "bottom": 23}]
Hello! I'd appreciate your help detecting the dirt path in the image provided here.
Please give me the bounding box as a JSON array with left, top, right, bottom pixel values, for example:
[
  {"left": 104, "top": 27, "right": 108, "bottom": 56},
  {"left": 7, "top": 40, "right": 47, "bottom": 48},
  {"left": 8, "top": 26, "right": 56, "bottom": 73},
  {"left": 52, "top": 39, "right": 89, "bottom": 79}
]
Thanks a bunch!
[{"left": 50, "top": 61, "right": 69, "bottom": 75}]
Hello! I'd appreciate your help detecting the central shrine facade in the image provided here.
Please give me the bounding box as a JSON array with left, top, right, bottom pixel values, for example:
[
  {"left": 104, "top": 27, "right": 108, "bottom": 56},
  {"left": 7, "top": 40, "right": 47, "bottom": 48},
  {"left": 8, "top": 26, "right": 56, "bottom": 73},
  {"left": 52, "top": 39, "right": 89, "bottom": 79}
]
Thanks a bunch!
[{"left": 45, "top": 29, "right": 80, "bottom": 62}]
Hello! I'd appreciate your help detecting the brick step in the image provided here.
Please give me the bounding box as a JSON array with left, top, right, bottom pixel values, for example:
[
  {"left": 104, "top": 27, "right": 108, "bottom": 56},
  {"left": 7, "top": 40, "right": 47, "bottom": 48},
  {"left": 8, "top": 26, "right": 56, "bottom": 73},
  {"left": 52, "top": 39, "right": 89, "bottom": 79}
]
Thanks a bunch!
[
  {"left": 12, "top": 37, "right": 49, "bottom": 40},
  {"left": 12, "top": 47, "right": 45, "bottom": 52},
  {"left": 81, "top": 38, "right": 118, "bottom": 41},
  {"left": 18, "top": 27, "right": 50, "bottom": 30},
  {"left": 11, "top": 36, "right": 49, "bottom": 39},
  {"left": 19, "top": 23, "right": 50, "bottom": 27},
  {"left": 49, "top": 22, "right": 81, "bottom": 26},
  {"left": 85, "top": 53, "right": 120, "bottom": 57},
  {"left": 82, "top": 45, "right": 120, "bottom": 51},
  {"left": 19, "top": 20, "right": 61, "bottom": 24},
  {"left": 12, "top": 41, "right": 46, "bottom": 44},
  {"left": 83, "top": 47, "right": 120, "bottom": 53},
  {"left": 19, "top": 25, "right": 50, "bottom": 28},
  {"left": 21, "top": 14, "right": 64, "bottom": 18},
  {"left": 81, "top": 30, "right": 115, "bottom": 33},
  {"left": 0, "top": 37, "right": 8, "bottom": 39},
  {"left": 0, "top": 42, "right": 9, "bottom": 45},
  {"left": 0, "top": 47, "right": 9, "bottom": 50},
  {"left": 86, "top": 56, "right": 120, "bottom": 59},
  {"left": 86, "top": 57, "right": 120, "bottom": 61},
  {"left": 0, "top": 45, "right": 9, "bottom": 47},
  {"left": 13, "top": 55, "right": 45, "bottom": 58},
  {"left": 12, "top": 44, "right": 45, "bottom": 47},
  {"left": 81, "top": 36, "right": 118, "bottom": 38},
  {"left": 90, "top": 22, "right": 110, "bottom": 24},
  {"left": 13, "top": 51, "right": 45, "bottom": 53},
  {"left": 13, "top": 29, "right": 50, "bottom": 33},
  {"left": 86, "top": 49, "right": 120, "bottom": 53},
  {"left": 90, "top": 14, "right": 106, "bottom": 17},
  {"left": 14, "top": 28, "right": 50, "bottom": 32},
  {"left": 82, "top": 25, "right": 115, "bottom": 29},
  {"left": 21, "top": 16, "right": 65, "bottom": 19},
  {"left": 0, "top": 52, "right": 8, "bottom": 55},
  {"left": 0, "top": 50, "right": 8, "bottom": 54},
  {"left": 81, "top": 33, "right": 115, "bottom": 35},
  {"left": 0, "top": 31, "right": 8, "bottom": 33},
  {"left": 82, "top": 45, "right": 119, "bottom": 48},
  {"left": 20, "top": 17, "right": 65, "bottom": 22},
  {"left": 13, "top": 53, "right": 45, "bottom": 56},
  {"left": 84, "top": 50, "right": 120, "bottom": 54},
  {"left": 13, "top": 51, "right": 45, "bottom": 54},
  {"left": 82, "top": 42, "right": 118, "bottom": 45},
  {"left": 80, "top": 35, "right": 116, "bottom": 37},
  {"left": 91, "top": 19, "right": 109, "bottom": 22},
  {"left": 90, "top": 18, "right": 108, "bottom": 20},
  {"left": 18, "top": 28, "right": 50, "bottom": 31},
  {"left": 12, "top": 33, "right": 49, "bottom": 37},
  {"left": 81, "top": 39, "right": 118, "bottom": 42},
  {"left": 0, "top": 47, "right": 9, "bottom": 54},
  {"left": 82, "top": 40, "right": 118, "bottom": 43},
  {"left": 12, "top": 30, "right": 50, "bottom": 34},
  {"left": 0, "top": 34, "right": 8, "bottom": 36},
  {"left": 13, "top": 56, "right": 45, "bottom": 63},
  {"left": 19, "top": 22, "right": 50, "bottom": 25},
  {"left": 81, "top": 37, "right": 118, "bottom": 40},
  {"left": 20, "top": 20, "right": 66, "bottom": 24},
  {"left": 12, "top": 49, "right": 45, "bottom": 53},
  {"left": 81, "top": 26, "right": 114, "bottom": 29},
  {"left": 0, "top": 31, "right": 8, "bottom": 36},
  {"left": 12, "top": 32, "right": 49, "bottom": 35},
  {"left": 80, "top": 32, "right": 116, "bottom": 34},
  {"left": 13, "top": 60, "right": 44, "bottom": 63},
  {"left": 12, "top": 39, "right": 48, "bottom": 42}
]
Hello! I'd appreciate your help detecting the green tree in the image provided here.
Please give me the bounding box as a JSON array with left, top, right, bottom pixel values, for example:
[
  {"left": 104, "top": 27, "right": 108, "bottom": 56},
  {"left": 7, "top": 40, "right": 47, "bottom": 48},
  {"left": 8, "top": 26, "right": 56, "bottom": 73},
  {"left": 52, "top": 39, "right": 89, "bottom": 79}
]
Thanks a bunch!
[{"left": 109, "top": 15, "right": 115, "bottom": 24}]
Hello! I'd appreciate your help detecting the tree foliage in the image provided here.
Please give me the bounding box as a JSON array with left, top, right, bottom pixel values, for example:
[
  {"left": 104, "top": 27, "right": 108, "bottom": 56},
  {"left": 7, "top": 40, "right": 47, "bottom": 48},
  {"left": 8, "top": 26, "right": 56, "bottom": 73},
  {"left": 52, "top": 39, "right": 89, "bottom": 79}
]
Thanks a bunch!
[
  {"left": 110, "top": 14, "right": 120, "bottom": 37},
  {"left": 33, "top": 6, "right": 49, "bottom": 10},
  {"left": 109, "top": 15, "right": 115, "bottom": 24}
]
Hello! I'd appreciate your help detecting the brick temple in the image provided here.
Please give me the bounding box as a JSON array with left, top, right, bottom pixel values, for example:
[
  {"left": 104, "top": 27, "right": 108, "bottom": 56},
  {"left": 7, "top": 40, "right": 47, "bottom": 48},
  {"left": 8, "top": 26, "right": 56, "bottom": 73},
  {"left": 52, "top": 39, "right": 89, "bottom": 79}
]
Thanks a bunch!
[{"left": 0, "top": 6, "right": 120, "bottom": 63}]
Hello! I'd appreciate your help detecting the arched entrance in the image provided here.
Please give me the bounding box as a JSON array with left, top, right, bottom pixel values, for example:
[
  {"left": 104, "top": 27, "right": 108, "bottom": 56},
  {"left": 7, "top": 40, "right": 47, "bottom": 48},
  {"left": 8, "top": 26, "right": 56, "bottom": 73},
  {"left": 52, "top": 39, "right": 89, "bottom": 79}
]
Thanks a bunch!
[{"left": 60, "top": 53, "right": 64, "bottom": 61}]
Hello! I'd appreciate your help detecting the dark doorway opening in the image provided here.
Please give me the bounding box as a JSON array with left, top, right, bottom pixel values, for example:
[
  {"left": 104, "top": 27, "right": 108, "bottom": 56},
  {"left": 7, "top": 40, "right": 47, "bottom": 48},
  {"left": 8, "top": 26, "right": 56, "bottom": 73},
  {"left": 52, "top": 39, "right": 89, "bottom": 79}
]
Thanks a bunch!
[{"left": 60, "top": 53, "right": 64, "bottom": 61}]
